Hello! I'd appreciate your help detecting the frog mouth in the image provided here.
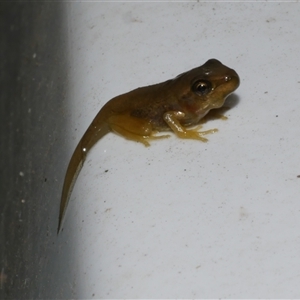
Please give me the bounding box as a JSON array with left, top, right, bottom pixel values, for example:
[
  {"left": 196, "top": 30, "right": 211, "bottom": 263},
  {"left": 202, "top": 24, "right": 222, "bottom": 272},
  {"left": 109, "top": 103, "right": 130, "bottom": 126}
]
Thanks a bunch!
[
  {"left": 194, "top": 108, "right": 211, "bottom": 118},
  {"left": 195, "top": 99, "right": 225, "bottom": 115},
  {"left": 209, "top": 99, "right": 226, "bottom": 109}
]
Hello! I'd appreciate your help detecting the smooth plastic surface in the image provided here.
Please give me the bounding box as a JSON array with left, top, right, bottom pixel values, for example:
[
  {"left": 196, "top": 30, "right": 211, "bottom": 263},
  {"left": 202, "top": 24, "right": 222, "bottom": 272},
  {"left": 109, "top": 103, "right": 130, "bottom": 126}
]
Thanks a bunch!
[{"left": 63, "top": 2, "right": 300, "bottom": 298}]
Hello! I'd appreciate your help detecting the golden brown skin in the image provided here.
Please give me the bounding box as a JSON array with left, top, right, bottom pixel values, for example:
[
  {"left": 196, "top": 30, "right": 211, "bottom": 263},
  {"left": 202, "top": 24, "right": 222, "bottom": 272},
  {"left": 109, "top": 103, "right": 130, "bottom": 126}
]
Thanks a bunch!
[{"left": 58, "top": 59, "right": 240, "bottom": 233}]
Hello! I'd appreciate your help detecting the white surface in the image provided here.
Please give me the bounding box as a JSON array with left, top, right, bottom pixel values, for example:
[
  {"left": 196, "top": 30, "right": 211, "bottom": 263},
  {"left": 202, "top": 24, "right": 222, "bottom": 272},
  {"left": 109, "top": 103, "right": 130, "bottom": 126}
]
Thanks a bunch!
[{"left": 58, "top": 2, "right": 300, "bottom": 298}]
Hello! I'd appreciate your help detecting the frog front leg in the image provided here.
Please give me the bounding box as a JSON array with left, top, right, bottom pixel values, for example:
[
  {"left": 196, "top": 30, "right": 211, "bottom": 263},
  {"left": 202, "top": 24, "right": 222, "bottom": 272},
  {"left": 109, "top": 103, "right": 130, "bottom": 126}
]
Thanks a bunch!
[
  {"left": 163, "top": 111, "right": 218, "bottom": 142},
  {"left": 108, "top": 114, "right": 169, "bottom": 146}
]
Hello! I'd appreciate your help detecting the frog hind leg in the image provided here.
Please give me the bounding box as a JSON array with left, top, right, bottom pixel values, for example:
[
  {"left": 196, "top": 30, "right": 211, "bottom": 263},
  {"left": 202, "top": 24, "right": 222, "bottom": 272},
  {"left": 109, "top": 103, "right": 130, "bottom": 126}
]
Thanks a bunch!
[
  {"left": 108, "top": 114, "right": 170, "bottom": 147},
  {"left": 163, "top": 111, "right": 218, "bottom": 142}
]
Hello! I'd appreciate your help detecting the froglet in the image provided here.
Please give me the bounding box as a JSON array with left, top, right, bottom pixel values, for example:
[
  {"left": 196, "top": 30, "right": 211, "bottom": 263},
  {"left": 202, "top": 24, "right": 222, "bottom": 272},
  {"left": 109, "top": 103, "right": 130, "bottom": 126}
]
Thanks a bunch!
[{"left": 58, "top": 59, "right": 240, "bottom": 233}]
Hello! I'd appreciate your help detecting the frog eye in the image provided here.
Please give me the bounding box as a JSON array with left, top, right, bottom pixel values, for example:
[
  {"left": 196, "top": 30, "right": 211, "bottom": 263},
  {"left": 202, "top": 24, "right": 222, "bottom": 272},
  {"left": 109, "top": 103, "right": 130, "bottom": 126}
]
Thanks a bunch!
[{"left": 192, "top": 80, "right": 212, "bottom": 96}]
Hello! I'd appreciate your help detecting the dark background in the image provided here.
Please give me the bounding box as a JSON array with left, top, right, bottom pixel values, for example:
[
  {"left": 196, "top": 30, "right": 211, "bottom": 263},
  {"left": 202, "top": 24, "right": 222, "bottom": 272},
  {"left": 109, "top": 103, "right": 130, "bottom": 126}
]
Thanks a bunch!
[{"left": 1, "top": 3, "right": 76, "bottom": 298}]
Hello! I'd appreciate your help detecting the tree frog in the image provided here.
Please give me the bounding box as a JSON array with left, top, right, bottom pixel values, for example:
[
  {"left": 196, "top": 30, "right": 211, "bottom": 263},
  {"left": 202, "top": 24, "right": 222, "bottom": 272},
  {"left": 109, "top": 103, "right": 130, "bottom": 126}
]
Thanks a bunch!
[{"left": 58, "top": 59, "right": 240, "bottom": 233}]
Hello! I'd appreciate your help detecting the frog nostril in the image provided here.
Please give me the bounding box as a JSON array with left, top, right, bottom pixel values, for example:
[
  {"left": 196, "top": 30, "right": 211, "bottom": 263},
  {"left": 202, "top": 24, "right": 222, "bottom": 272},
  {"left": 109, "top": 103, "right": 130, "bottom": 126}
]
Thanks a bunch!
[{"left": 224, "top": 76, "right": 231, "bottom": 82}]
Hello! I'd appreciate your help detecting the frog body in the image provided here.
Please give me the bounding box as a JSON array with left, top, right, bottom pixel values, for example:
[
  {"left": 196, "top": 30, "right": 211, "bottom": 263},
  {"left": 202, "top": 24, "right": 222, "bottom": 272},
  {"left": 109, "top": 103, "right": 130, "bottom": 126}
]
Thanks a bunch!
[{"left": 58, "top": 59, "right": 240, "bottom": 233}]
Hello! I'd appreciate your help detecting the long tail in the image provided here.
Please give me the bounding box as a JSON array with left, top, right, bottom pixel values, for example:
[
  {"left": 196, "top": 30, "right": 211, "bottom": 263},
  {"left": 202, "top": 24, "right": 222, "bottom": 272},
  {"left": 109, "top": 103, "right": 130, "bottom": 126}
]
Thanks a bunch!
[
  {"left": 57, "top": 120, "right": 110, "bottom": 234},
  {"left": 57, "top": 140, "right": 86, "bottom": 234}
]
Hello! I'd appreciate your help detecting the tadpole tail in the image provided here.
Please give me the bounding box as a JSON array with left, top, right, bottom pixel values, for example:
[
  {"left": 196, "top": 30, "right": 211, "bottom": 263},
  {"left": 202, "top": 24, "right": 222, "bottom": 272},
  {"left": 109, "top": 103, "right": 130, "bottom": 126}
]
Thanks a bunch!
[
  {"left": 57, "top": 118, "right": 110, "bottom": 234},
  {"left": 57, "top": 140, "right": 86, "bottom": 234}
]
